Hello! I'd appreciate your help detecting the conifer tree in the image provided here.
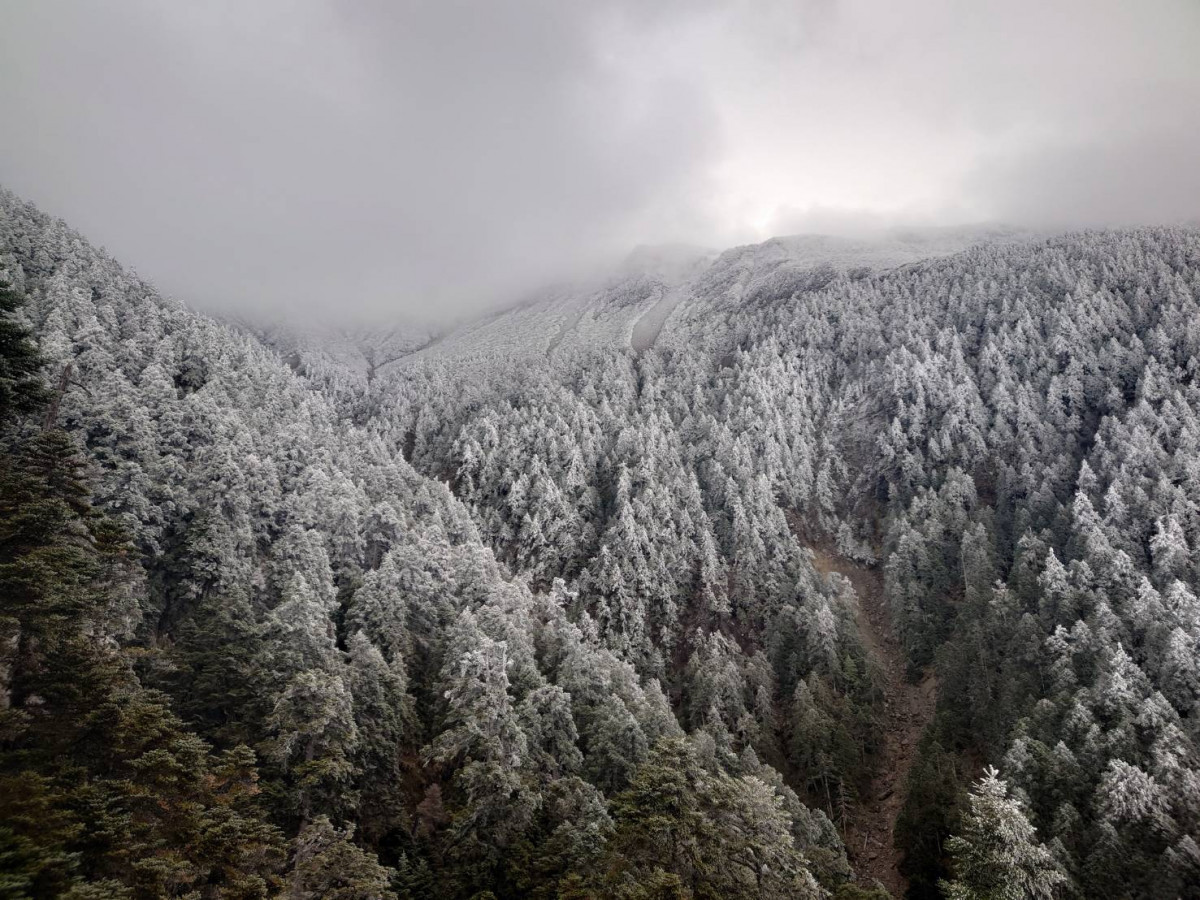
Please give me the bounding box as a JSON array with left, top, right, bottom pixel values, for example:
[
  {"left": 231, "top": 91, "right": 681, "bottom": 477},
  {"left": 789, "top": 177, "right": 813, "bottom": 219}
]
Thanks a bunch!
[
  {"left": 941, "top": 768, "right": 1067, "bottom": 900},
  {"left": 0, "top": 265, "right": 47, "bottom": 420},
  {"left": 0, "top": 306, "right": 287, "bottom": 896},
  {"left": 284, "top": 816, "right": 397, "bottom": 900}
]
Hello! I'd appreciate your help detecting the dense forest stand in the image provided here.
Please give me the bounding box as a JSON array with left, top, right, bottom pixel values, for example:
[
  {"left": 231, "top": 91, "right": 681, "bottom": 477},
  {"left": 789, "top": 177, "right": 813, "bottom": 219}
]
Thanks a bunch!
[{"left": 806, "top": 537, "right": 937, "bottom": 898}]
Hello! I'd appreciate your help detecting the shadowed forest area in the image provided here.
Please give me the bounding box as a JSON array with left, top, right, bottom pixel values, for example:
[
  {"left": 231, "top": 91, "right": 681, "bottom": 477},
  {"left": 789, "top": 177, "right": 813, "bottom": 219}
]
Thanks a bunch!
[{"left": 809, "top": 543, "right": 938, "bottom": 896}]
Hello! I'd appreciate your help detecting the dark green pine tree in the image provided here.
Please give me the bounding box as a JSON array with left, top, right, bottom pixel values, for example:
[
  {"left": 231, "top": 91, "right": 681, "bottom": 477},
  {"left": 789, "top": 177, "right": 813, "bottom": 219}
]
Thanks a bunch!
[
  {"left": 170, "top": 586, "right": 272, "bottom": 748},
  {"left": 0, "top": 273, "right": 287, "bottom": 898},
  {"left": 894, "top": 734, "right": 964, "bottom": 900},
  {"left": 0, "top": 265, "right": 48, "bottom": 421},
  {"left": 591, "top": 737, "right": 822, "bottom": 900},
  {"left": 600, "top": 738, "right": 715, "bottom": 895},
  {"left": 283, "top": 816, "right": 398, "bottom": 900}
]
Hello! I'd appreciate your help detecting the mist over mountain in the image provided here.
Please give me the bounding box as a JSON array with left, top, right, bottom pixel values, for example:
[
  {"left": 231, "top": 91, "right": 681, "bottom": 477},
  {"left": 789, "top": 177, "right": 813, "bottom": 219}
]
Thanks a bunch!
[
  {"left": 3, "top": 1, "right": 1198, "bottom": 320},
  {"left": 3, "top": 184, "right": 1200, "bottom": 898}
]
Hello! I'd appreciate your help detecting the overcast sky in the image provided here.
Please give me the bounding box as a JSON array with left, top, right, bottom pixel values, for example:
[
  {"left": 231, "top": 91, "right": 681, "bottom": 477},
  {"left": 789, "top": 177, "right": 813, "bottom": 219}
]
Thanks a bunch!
[{"left": 2, "top": 0, "right": 1198, "bottom": 320}]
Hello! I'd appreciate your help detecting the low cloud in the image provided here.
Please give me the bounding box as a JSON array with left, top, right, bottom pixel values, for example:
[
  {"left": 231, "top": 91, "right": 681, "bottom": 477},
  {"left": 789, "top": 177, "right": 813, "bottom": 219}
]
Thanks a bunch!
[{"left": 2, "top": 0, "right": 1197, "bottom": 321}]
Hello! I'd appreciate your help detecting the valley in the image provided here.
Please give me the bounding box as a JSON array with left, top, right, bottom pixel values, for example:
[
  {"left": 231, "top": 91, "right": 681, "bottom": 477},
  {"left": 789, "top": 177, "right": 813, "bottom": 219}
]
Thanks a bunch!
[
  {"left": 809, "top": 543, "right": 938, "bottom": 897},
  {"left": 2, "top": 186, "right": 1199, "bottom": 898}
]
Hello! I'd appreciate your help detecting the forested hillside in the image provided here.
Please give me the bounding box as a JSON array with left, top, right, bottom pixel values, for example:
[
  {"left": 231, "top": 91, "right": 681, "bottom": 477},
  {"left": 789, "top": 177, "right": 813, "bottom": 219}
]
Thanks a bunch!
[
  {"left": 2, "top": 186, "right": 1199, "bottom": 898},
  {"left": 374, "top": 222, "right": 1200, "bottom": 899}
]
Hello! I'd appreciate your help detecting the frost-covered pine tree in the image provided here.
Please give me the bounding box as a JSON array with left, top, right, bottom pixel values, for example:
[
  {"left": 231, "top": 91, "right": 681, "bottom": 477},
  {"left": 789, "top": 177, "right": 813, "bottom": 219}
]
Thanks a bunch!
[{"left": 941, "top": 767, "right": 1068, "bottom": 900}]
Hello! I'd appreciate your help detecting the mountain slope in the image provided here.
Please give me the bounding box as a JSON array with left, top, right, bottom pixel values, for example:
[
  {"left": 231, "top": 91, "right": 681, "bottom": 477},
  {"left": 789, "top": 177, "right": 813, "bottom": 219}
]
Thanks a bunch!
[
  {"left": 0, "top": 187, "right": 856, "bottom": 898},
  {"left": 5, "top": 183, "right": 1200, "bottom": 898},
  {"left": 377, "top": 223, "right": 1200, "bottom": 898}
]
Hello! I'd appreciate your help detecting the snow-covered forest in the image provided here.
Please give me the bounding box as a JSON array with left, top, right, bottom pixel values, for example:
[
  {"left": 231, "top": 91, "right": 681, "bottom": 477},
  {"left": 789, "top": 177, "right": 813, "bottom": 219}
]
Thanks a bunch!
[{"left": 3, "top": 186, "right": 1200, "bottom": 898}]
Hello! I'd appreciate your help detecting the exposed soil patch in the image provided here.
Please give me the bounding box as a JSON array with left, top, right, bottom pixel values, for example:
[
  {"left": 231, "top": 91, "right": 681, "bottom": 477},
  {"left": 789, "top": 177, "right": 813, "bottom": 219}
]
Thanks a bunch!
[
  {"left": 806, "top": 537, "right": 937, "bottom": 898},
  {"left": 631, "top": 286, "right": 687, "bottom": 351}
]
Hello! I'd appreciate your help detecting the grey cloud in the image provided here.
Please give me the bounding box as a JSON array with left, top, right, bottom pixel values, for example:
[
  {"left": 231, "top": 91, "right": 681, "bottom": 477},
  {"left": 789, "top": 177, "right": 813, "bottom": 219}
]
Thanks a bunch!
[
  {"left": 1, "top": 0, "right": 1198, "bottom": 322},
  {"left": 0, "top": 0, "right": 720, "bottom": 319},
  {"left": 961, "top": 92, "right": 1200, "bottom": 230}
]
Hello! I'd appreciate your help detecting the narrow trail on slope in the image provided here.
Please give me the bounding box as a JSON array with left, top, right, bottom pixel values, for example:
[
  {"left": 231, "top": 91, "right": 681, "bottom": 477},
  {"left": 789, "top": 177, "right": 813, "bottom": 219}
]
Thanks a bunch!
[{"left": 803, "top": 534, "right": 938, "bottom": 898}]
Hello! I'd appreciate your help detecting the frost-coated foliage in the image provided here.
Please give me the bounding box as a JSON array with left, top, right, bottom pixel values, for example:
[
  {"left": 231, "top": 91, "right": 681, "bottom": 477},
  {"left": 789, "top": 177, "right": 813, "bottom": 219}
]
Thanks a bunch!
[
  {"left": 0, "top": 191, "right": 853, "bottom": 896},
  {"left": 3, "top": 184, "right": 1200, "bottom": 898},
  {"left": 940, "top": 768, "right": 1066, "bottom": 900}
]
